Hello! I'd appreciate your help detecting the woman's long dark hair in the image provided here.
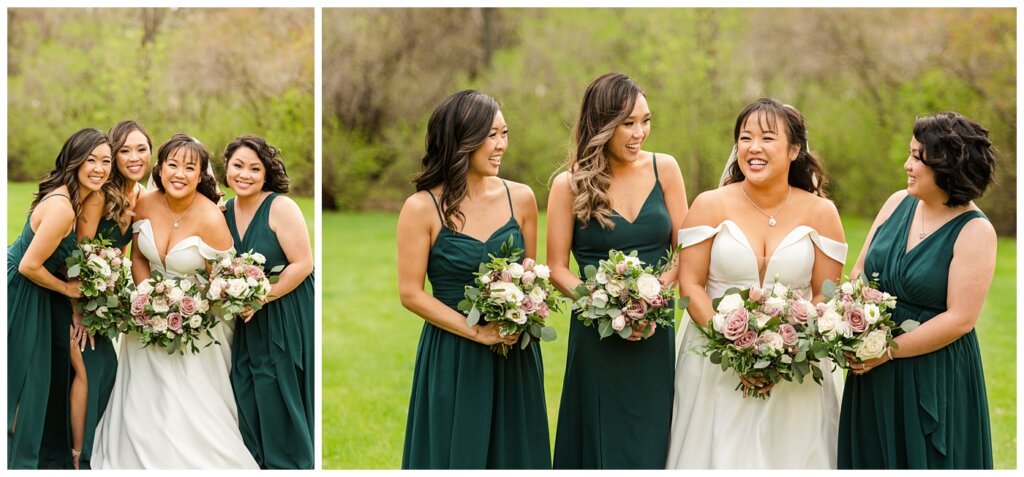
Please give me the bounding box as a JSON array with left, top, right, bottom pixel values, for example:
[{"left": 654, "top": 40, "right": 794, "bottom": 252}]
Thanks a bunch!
[
  {"left": 222, "top": 134, "right": 290, "bottom": 193},
  {"left": 152, "top": 134, "right": 222, "bottom": 204},
  {"left": 412, "top": 90, "right": 500, "bottom": 231},
  {"left": 723, "top": 98, "right": 828, "bottom": 197},
  {"left": 104, "top": 120, "right": 152, "bottom": 226},
  {"left": 31, "top": 128, "right": 112, "bottom": 220}
]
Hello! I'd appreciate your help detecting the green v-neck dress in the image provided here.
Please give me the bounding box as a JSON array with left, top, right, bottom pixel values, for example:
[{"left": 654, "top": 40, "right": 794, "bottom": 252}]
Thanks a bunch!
[
  {"left": 7, "top": 194, "right": 78, "bottom": 469},
  {"left": 838, "top": 195, "right": 992, "bottom": 469},
  {"left": 553, "top": 156, "right": 676, "bottom": 469},
  {"left": 74, "top": 216, "right": 128, "bottom": 469},
  {"left": 225, "top": 193, "right": 315, "bottom": 469},
  {"left": 401, "top": 181, "right": 551, "bottom": 469}
]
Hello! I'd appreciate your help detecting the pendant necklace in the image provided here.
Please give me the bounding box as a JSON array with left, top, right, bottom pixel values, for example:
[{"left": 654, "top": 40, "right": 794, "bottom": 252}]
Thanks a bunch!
[
  {"left": 741, "top": 184, "right": 792, "bottom": 228},
  {"left": 164, "top": 192, "right": 197, "bottom": 229}
]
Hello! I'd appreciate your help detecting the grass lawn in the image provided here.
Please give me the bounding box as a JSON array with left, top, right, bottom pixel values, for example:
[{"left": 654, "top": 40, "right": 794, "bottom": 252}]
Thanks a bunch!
[{"left": 322, "top": 211, "right": 1016, "bottom": 469}]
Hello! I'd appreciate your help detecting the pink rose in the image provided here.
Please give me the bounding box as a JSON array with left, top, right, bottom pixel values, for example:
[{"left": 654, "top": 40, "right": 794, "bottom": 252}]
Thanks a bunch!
[
  {"left": 244, "top": 266, "right": 264, "bottom": 279},
  {"left": 733, "top": 330, "right": 757, "bottom": 349},
  {"left": 722, "top": 308, "right": 750, "bottom": 341},
  {"left": 844, "top": 305, "right": 868, "bottom": 333},
  {"left": 761, "top": 299, "right": 784, "bottom": 318},
  {"left": 521, "top": 271, "right": 536, "bottom": 286},
  {"left": 611, "top": 315, "right": 626, "bottom": 331},
  {"left": 649, "top": 294, "right": 666, "bottom": 308},
  {"left": 134, "top": 313, "right": 149, "bottom": 327},
  {"left": 787, "top": 299, "right": 812, "bottom": 325},
  {"left": 536, "top": 302, "right": 550, "bottom": 318},
  {"left": 623, "top": 299, "right": 648, "bottom": 319},
  {"left": 131, "top": 295, "right": 150, "bottom": 316},
  {"left": 815, "top": 302, "right": 830, "bottom": 317},
  {"left": 501, "top": 270, "right": 513, "bottom": 283},
  {"left": 155, "top": 282, "right": 165, "bottom": 294},
  {"left": 778, "top": 323, "right": 798, "bottom": 346},
  {"left": 167, "top": 312, "right": 183, "bottom": 333},
  {"left": 99, "top": 249, "right": 109, "bottom": 259},
  {"left": 615, "top": 261, "right": 628, "bottom": 275},
  {"left": 861, "top": 286, "right": 884, "bottom": 304},
  {"left": 522, "top": 258, "right": 536, "bottom": 272},
  {"left": 748, "top": 285, "right": 764, "bottom": 303},
  {"left": 520, "top": 298, "right": 537, "bottom": 314},
  {"left": 179, "top": 296, "right": 198, "bottom": 317}
]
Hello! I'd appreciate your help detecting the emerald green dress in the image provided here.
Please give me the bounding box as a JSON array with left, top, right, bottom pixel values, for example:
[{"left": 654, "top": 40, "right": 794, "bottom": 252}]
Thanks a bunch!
[
  {"left": 402, "top": 182, "right": 551, "bottom": 469},
  {"left": 553, "top": 156, "right": 675, "bottom": 469},
  {"left": 76, "top": 217, "right": 127, "bottom": 470},
  {"left": 7, "top": 194, "right": 77, "bottom": 469},
  {"left": 225, "top": 193, "right": 314, "bottom": 469},
  {"left": 838, "top": 195, "right": 992, "bottom": 469}
]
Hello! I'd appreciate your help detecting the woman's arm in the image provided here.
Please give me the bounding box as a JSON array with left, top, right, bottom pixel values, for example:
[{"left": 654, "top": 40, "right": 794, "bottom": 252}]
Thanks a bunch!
[
  {"left": 18, "top": 197, "right": 82, "bottom": 298},
  {"left": 513, "top": 183, "right": 539, "bottom": 261},
  {"left": 656, "top": 154, "right": 689, "bottom": 286},
  {"left": 545, "top": 172, "right": 582, "bottom": 298},
  {"left": 808, "top": 198, "right": 846, "bottom": 303},
  {"left": 677, "top": 192, "right": 719, "bottom": 328},
  {"left": 265, "top": 195, "right": 314, "bottom": 302},
  {"left": 396, "top": 192, "right": 514, "bottom": 347}
]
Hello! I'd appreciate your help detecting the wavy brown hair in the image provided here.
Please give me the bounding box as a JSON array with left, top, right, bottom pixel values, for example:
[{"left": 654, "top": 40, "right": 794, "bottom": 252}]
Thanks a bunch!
[
  {"left": 723, "top": 98, "right": 828, "bottom": 197},
  {"left": 103, "top": 120, "right": 151, "bottom": 226},
  {"left": 412, "top": 90, "right": 500, "bottom": 231},
  {"left": 222, "top": 134, "right": 290, "bottom": 193},
  {"left": 152, "top": 134, "right": 223, "bottom": 204},
  {"left": 30, "top": 128, "right": 112, "bottom": 221},
  {"left": 913, "top": 112, "right": 997, "bottom": 207},
  {"left": 560, "top": 72, "right": 644, "bottom": 230}
]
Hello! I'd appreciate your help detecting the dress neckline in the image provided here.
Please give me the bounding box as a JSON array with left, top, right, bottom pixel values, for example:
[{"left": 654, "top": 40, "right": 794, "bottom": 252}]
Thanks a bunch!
[
  {"left": 137, "top": 218, "right": 206, "bottom": 270},
  {"left": 902, "top": 198, "right": 981, "bottom": 257}
]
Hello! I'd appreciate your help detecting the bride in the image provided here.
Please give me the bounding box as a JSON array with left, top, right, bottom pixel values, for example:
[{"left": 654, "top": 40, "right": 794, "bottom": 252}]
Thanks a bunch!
[
  {"left": 667, "top": 99, "right": 846, "bottom": 469},
  {"left": 91, "top": 134, "right": 258, "bottom": 469}
]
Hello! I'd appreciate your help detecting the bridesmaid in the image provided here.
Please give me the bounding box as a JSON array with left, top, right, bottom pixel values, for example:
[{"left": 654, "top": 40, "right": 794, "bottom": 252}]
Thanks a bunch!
[
  {"left": 838, "top": 112, "right": 998, "bottom": 469},
  {"left": 222, "top": 134, "right": 314, "bottom": 469},
  {"left": 397, "top": 90, "right": 549, "bottom": 469},
  {"left": 68, "top": 120, "right": 150, "bottom": 469},
  {"left": 548, "top": 72, "right": 688, "bottom": 468},
  {"left": 7, "top": 129, "right": 108, "bottom": 468}
]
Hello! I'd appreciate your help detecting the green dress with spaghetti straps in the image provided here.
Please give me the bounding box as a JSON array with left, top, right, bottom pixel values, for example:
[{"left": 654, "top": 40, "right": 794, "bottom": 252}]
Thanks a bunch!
[
  {"left": 838, "top": 195, "right": 992, "bottom": 469},
  {"left": 75, "top": 216, "right": 128, "bottom": 469},
  {"left": 553, "top": 156, "right": 676, "bottom": 469},
  {"left": 225, "top": 192, "right": 315, "bottom": 469},
  {"left": 401, "top": 181, "right": 551, "bottom": 469},
  {"left": 7, "top": 194, "right": 78, "bottom": 469}
]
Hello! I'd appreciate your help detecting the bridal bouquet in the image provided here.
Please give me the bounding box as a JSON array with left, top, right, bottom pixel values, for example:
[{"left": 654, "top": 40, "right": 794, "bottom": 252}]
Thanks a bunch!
[
  {"left": 572, "top": 248, "right": 686, "bottom": 340},
  {"left": 65, "top": 236, "right": 133, "bottom": 340},
  {"left": 698, "top": 281, "right": 829, "bottom": 399},
  {"left": 816, "top": 274, "right": 916, "bottom": 366},
  {"left": 458, "top": 235, "right": 562, "bottom": 357},
  {"left": 127, "top": 271, "right": 214, "bottom": 355},
  {"left": 205, "top": 251, "right": 274, "bottom": 322}
]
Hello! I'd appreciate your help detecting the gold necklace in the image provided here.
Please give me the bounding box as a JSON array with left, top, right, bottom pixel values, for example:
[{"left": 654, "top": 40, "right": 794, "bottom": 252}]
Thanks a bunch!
[
  {"left": 918, "top": 205, "right": 928, "bottom": 239},
  {"left": 164, "top": 192, "right": 197, "bottom": 229},
  {"left": 741, "top": 184, "right": 792, "bottom": 228}
]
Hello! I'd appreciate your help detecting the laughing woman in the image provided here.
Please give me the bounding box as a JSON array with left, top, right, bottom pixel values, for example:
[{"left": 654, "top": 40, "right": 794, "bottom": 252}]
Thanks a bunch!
[
  {"left": 222, "top": 135, "right": 314, "bottom": 469},
  {"left": 397, "top": 90, "right": 549, "bottom": 469},
  {"left": 8, "top": 129, "right": 109, "bottom": 468}
]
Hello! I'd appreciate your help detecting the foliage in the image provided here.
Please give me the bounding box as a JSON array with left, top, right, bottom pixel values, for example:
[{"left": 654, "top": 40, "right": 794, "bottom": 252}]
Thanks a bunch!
[{"left": 8, "top": 8, "right": 314, "bottom": 195}]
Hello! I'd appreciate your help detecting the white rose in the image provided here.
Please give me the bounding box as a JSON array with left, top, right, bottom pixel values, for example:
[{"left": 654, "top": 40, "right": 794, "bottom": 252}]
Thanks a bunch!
[
  {"left": 168, "top": 286, "right": 185, "bottom": 303},
  {"left": 605, "top": 280, "right": 625, "bottom": 297},
  {"left": 712, "top": 313, "right": 726, "bottom": 332},
  {"left": 136, "top": 280, "right": 154, "bottom": 296},
  {"left": 591, "top": 290, "right": 609, "bottom": 309},
  {"left": 94, "top": 278, "right": 107, "bottom": 292},
  {"left": 479, "top": 274, "right": 492, "bottom": 285},
  {"left": 716, "top": 293, "right": 745, "bottom": 315},
  {"left": 246, "top": 277, "right": 259, "bottom": 288},
  {"left": 855, "top": 329, "right": 888, "bottom": 361},
  {"left": 151, "top": 316, "right": 168, "bottom": 332},
  {"left": 179, "top": 279, "right": 193, "bottom": 292},
  {"left": 623, "top": 255, "right": 641, "bottom": 267},
  {"left": 220, "top": 256, "right": 233, "bottom": 268},
  {"left": 818, "top": 309, "right": 838, "bottom": 333},
  {"left": 87, "top": 254, "right": 111, "bottom": 276},
  {"left": 759, "top": 330, "right": 785, "bottom": 352},
  {"left": 82, "top": 244, "right": 93, "bottom": 254},
  {"left": 595, "top": 270, "right": 609, "bottom": 285},
  {"left": 754, "top": 311, "right": 772, "bottom": 329},
  {"left": 506, "top": 263, "right": 525, "bottom": 279},
  {"left": 528, "top": 287, "right": 547, "bottom": 304},
  {"left": 151, "top": 297, "right": 170, "bottom": 313},
  {"left": 864, "top": 304, "right": 881, "bottom": 325},
  {"left": 489, "top": 281, "right": 513, "bottom": 301},
  {"left": 226, "top": 278, "right": 249, "bottom": 298},
  {"left": 208, "top": 280, "right": 223, "bottom": 299},
  {"left": 130, "top": 290, "right": 139, "bottom": 303},
  {"left": 835, "top": 319, "right": 854, "bottom": 339},
  {"left": 252, "top": 252, "right": 266, "bottom": 264},
  {"left": 636, "top": 274, "right": 662, "bottom": 302},
  {"left": 189, "top": 315, "right": 203, "bottom": 329},
  {"left": 841, "top": 282, "right": 855, "bottom": 296},
  {"left": 764, "top": 296, "right": 787, "bottom": 316},
  {"left": 196, "top": 298, "right": 210, "bottom": 313},
  {"left": 771, "top": 282, "right": 789, "bottom": 298},
  {"left": 533, "top": 264, "right": 550, "bottom": 280},
  {"left": 882, "top": 293, "right": 897, "bottom": 308}
]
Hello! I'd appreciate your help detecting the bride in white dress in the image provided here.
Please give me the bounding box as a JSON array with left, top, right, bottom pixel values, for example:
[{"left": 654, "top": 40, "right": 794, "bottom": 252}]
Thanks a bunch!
[
  {"left": 667, "top": 99, "right": 847, "bottom": 469},
  {"left": 92, "top": 134, "right": 257, "bottom": 469}
]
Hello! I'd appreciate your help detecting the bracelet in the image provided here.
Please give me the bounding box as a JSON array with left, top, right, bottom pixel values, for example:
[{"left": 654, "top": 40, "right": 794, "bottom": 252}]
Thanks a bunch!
[{"left": 886, "top": 347, "right": 894, "bottom": 361}]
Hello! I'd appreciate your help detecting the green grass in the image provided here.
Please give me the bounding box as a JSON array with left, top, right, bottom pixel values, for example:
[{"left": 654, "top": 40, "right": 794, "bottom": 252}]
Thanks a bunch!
[
  {"left": 322, "top": 211, "right": 1016, "bottom": 469},
  {"left": 6, "top": 182, "right": 314, "bottom": 246}
]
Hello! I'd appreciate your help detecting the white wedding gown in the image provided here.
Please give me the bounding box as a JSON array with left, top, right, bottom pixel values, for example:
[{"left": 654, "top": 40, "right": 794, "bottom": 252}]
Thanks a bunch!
[
  {"left": 91, "top": 219, "right": 258, "bottom": 469},
  {"left": 667, "top": 220, "right": 847, "bottom": 469}
]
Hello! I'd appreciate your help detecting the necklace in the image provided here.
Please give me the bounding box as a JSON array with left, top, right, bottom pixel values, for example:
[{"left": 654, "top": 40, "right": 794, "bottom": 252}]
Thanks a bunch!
[
  {"left": 918, "top": 205, "right": 928, "bottom": 239},
  {"left": 741, "top": 184, "right": 792, "bottom": 228},
  {"left": 164, "top": 192, "right": 197, "bottom": 229}
]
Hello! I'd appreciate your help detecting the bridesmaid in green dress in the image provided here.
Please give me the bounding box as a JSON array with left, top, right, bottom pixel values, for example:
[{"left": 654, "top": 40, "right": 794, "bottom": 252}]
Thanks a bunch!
[
  {"left": 67, "top": 120, "right": 150, "bottom": 469},
  {"left": 397, "top": 90, "right": 549, "bottom": 469},
  {"left": 547, "top": 73, "right": 688, "bottom": 469},
  {"left": 7, "top": 129, "right": 111, "bottom": 469},
  {"left": 222, "top": 134, "right": 314, "bottom": 469},
  {"left": 838, "top": 112, "right": 998, "bottom": 469}
]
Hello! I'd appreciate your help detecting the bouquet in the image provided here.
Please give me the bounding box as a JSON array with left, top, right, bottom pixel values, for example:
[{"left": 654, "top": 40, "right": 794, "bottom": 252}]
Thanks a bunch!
[
  {"left": 571, "top": 248, "right": 687, "bottom": 340},
  {"left": 817, "top": 274, "right": 916, "bottom": 367},
  {"left": 65, "top": 235, "right": 133, "bottom": 341},
  {"left": 127, "top": 271, "right": 214, "bottom": 355},
  {"left": 458, "top": 235, "right": 563, "bottom": 357},
  {"left": 205, "top": 251, "right": 274, "bottom": 322},
  {"left": 698, "top": 280, "right": 829, "bottom": 399}
]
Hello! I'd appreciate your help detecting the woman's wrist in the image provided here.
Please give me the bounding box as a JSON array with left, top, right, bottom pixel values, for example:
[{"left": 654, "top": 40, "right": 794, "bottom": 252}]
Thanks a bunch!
[{"left": 886, "top": 346, "right": 895, "bottom": 361}]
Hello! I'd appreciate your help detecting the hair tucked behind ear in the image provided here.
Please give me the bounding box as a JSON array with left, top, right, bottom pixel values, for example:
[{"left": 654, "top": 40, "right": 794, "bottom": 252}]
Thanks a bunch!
[
  {"left": 31, "top": 128, "right": 111, "bottom": 220},
  {"left": 558, "top": 72, "right": 643, "bottom": 230}
]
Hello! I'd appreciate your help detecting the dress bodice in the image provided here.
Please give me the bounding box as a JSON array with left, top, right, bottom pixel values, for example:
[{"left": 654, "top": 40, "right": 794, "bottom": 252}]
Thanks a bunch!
[
  {"left": 224, "top": 193, "right": 288, "bottom": 274},
  {"left": 8, "top": 217, "right": 77, "bottom": 276},
  {"left": 133, "top": 219, "right": 232, "bottom": 279},
  {"left": 679, "top": 220, "right": 848, "bottom": 298}
]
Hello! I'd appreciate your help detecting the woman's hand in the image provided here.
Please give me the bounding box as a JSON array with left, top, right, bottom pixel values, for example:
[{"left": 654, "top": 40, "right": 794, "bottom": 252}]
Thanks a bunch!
[
  {"left": 65, "top": 279, "right": 83, "bottom": 299},
  {"left": 238, "top": 297, "right": 267, "bottom": 323},
  {"left": 738, "top": 372, "right": 776, "bottom": 396},
  {"left": 627, "top": 321, "right": 657, "bottom": 341},
  {"left": 70, "top": 312, "right": 94, "bottom": 351},
  {"left": 847, "top": 350, "right": 890, "bottom": 375},
  {"left": 472, "top": 321, "right": 519, "bottom": 347}
]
